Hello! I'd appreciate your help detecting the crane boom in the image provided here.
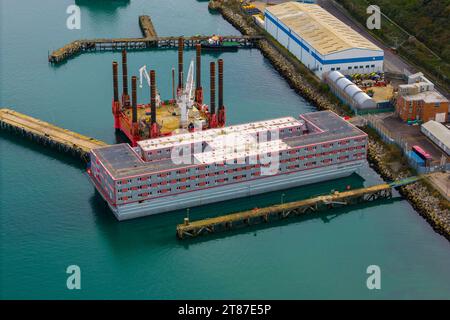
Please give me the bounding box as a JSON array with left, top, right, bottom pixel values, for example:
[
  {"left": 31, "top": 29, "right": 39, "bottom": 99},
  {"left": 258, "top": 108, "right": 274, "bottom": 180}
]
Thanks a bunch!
[
  {"left": 138, "top": 65, "right": 162, "bottom": 106},
  {"left": 139, "top": 65, "right": 150, "bottom": 88},
  {"left": 185, "top": 60, "right": 195, "bottom": 104}
]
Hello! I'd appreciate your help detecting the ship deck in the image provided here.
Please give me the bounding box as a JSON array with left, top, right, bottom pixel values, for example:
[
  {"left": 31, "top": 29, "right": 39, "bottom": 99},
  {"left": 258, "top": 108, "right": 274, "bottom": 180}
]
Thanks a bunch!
[
  {"left": 92, "top": 111, "right": 366, "bottom": 180},
  {"left": 122, "top": 103, "right": 207, "bottom": 135}
]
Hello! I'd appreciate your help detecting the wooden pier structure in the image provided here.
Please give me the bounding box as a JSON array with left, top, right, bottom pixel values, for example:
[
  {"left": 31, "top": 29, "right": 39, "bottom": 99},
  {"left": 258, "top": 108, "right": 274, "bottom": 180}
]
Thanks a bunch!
[
  {"left": 48, "top": 15, "right": 261, "bottom": 64},
  {"left": 139, "top": 15, "right": 157, "bottom": 38},
  {"left": 176, "top": 177, "right": 422, "bottom": 239},
  {"left": 0, "top": 108, "right": 108, "bottom": 161}
]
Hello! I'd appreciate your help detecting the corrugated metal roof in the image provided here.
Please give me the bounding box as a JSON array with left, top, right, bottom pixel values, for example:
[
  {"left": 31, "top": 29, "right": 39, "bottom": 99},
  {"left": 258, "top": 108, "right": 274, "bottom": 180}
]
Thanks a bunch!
[
  {"left": 421, "top": 120, "right": 450, "bottom": 150},
  {"left": 327, "top": 71, "right": 375, "bottom": 109},
  {"left": 266, "top": 2, "right": 382, "bottom": 56},
  {"left": 345, "top": 84, "right": 363, "bottom": 98}
]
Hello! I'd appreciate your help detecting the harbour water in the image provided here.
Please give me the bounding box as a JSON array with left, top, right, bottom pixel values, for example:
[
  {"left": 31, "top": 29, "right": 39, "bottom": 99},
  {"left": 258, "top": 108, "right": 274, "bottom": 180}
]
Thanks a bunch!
[{"left": 1, "top": 0, "right": 449, "bottom": 299}]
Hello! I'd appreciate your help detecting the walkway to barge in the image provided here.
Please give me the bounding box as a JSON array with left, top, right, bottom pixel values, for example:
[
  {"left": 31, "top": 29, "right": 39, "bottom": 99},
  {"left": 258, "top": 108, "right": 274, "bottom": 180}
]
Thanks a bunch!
[
  {"left": 176, "top": 176, "right": 422, "bottom": 239},
  {"left": 0, "top": 108, "right": 108, "bottom": 161}
]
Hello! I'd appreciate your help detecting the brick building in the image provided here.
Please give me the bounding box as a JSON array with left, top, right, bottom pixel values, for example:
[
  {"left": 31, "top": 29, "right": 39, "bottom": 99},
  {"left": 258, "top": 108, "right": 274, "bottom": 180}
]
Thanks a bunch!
[{"left": 396, "top": 73, "right": 448, "bottom": 123}]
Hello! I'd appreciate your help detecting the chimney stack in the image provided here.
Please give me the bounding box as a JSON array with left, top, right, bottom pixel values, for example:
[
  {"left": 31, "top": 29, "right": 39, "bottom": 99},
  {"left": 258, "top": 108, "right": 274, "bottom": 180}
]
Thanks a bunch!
[
  {"left": 131, "top": 76, "right": 137, "bottom": 123},
  {"left": 178, "top": 37, "right": 184, "bottom": 91},
  {"left": 218, "top": 59, "right": 224, "bottom": 110},
  {"left": 195, "top": 44, "right": 203, "bottom": 105},
  {"left": 121, "top": 49, "right": 129, "bottom": 98},
  {"left": 196, "top": 44, "right": 201, "bottom": 90},
  {"left": 150, "top": 70, "right": 156, "bottom": 125},
  {"left": 112, "top": 62, "right": 119, "bottom": 102},
  {"left": 210, "top": 62, "right": 216, "bottom": 115}
]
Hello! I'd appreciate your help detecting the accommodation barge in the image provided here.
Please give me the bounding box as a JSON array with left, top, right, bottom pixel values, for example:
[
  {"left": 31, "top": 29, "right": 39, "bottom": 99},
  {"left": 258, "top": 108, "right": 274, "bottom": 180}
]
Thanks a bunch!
[{"left": 88, "top": 111, "right": 368, "bottom": 220}]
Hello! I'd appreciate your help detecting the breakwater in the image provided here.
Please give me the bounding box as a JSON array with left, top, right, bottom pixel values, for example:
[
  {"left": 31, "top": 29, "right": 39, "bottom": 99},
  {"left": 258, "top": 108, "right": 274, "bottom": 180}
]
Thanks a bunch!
[{"left": 209, "top": 0, "right": 450, "bottom": 240}]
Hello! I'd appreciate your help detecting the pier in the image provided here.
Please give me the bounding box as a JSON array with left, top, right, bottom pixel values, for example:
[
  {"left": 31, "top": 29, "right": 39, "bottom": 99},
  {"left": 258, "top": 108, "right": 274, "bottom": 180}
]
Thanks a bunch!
[
  {"left": 48, "top": 15, "right": 261, "bottom": 64},
  {"left": 176, "top": 177, "right": 422, "bottom": 239},
  {"left": 139, "top": 15, "right": 157, "bottom": 38},
  {"left": 49, "top": 35, "right": 261, "bottom": 64},
  {"left": 0, "top": 108, "right": 108, "bottom": 161}
]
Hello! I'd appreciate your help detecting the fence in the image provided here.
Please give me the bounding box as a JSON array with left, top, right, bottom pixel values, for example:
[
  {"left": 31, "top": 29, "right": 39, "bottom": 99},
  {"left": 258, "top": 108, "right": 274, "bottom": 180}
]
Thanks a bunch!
[{"left": 363, "top": 114, "right": 448, "bottom": 174}]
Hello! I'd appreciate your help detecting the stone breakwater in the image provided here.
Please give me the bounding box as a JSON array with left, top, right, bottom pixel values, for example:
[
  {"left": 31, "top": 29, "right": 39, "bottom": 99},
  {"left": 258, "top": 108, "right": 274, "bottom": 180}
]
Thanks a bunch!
[
  {"left": 367, "top": 137, "right": 450, "bottom": 240},
  {"left": 210, "top": 0, "right": 450, "bottom": 240},
  {"left": 209, "top": 0, "right": 342, "bottom": 115}
]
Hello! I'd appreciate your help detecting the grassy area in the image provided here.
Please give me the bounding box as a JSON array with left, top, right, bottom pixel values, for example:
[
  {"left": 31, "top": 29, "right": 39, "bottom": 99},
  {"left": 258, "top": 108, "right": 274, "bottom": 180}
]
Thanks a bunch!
[{"left": 336, "top": 0, "right": 450, "bottom": 92}]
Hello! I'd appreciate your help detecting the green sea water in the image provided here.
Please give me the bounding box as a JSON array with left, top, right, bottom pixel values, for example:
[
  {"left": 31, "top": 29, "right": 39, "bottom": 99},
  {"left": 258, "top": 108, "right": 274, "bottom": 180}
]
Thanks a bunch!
[{"left": 1, "top": 0, "right": 449, "bottom": 299}]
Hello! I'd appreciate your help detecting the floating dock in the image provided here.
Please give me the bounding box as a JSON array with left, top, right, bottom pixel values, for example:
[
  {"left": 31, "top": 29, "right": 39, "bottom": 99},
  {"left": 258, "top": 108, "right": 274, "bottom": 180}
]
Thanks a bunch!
[
  {"left": 48, "top": 15, "right": 261, "bottom": 64},
  {"left": 176, "top": 177, "right": 421, "bottom": 239},
  {"left": 0, "top": 108, "right": 108, "bottom": 161}
]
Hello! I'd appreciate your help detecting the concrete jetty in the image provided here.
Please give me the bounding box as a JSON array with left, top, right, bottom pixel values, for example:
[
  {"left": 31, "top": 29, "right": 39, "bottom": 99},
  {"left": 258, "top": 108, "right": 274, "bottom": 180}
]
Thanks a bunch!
[{"left": 0, "top": 108, "right": 108, "bottom": 161}]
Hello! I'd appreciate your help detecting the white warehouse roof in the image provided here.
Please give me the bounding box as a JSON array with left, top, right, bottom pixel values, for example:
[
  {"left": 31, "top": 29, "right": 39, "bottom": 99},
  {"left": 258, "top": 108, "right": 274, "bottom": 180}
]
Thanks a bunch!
[{"left": 265, "top": 2, "right": 382, "bottom": 56}]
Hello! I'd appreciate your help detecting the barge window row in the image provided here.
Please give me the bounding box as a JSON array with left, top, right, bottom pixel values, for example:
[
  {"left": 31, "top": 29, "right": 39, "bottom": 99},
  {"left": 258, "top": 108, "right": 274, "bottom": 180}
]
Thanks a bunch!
[
  {"left": 115, "top": 151, "right": 367, "bottom": 195},
  {"left": 112, "top": 142, "right": 366, "bottom": 185},
  {"left": 114, "top": 146, "right": 367, "bottom": 188},
  {"left": 115, "top": 158, "right": 366, "bottom": 201}
]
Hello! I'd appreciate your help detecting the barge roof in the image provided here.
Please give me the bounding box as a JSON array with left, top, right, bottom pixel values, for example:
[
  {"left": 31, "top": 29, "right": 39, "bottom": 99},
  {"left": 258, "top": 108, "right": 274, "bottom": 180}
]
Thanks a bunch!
[
  {"left": 286, "top": 111, "right": 365, "bottom": 147},
  {"left": 92, "top": 111, "right": 366, "bottom": 179},
  {"left": 137, "top": 116, "right": 301, "bottom": 151}
]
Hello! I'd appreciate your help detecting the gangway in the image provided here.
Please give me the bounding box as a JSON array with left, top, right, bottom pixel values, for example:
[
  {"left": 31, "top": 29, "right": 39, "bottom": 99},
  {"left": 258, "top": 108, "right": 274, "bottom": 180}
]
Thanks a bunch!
[{"left": 177, "top": 176, "right": 423, "bottom": 239}]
